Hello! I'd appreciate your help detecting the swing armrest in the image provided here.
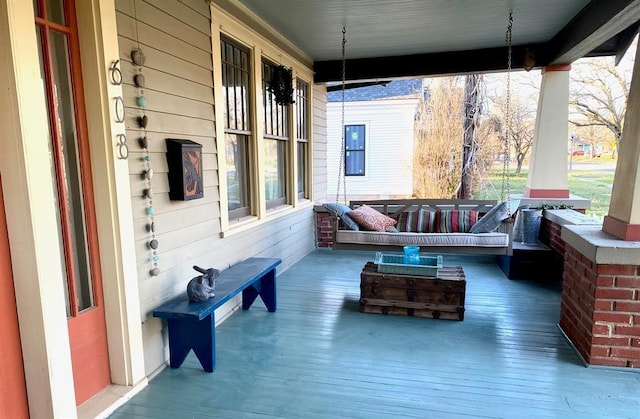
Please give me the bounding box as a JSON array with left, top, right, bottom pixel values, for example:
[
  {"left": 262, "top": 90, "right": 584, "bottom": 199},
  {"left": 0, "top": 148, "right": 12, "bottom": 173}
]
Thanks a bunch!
[{"left": 496, "top": 217, "right": 514, "bottom": 254}]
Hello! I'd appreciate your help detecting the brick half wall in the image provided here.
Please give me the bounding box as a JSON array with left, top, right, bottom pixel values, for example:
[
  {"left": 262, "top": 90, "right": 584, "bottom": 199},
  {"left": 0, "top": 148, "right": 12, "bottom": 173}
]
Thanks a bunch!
[
  {"left": 315, "top": 208, "right": 333, "bottom": 248},
  {"left": 560, "top": 245, "right": 640, "bottom": 368}
]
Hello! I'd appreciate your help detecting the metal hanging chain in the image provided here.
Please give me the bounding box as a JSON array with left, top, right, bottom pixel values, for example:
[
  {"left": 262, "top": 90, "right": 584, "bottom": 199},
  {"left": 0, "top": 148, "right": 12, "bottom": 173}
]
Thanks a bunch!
[
  {"left": 502, "top": 12, "right": 513, "bottom": 215},
  {"left": 336, "top": 27, "right": 348, "bottom": 203}
]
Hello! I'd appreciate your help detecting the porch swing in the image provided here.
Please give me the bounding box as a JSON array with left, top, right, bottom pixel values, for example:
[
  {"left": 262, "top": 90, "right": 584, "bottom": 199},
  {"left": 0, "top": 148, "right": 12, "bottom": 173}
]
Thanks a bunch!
[{"left": 327, "top": 17, "right": 515, "bottom": 256}]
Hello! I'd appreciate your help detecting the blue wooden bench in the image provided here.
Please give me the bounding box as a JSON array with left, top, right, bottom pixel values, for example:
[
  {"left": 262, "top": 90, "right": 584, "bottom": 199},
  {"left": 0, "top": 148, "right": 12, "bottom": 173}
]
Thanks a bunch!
[{"left": 153, "top": 257, "right": 281, "bottom": 372}]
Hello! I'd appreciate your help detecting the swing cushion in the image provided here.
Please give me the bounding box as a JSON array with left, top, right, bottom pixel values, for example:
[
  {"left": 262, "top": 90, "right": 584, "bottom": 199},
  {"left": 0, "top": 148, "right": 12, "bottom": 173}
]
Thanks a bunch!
[
  {"left": 434, "top": 210, "right": 479, "bottom": 233},
  {"left": 396, "top": 209, "right": 437, "bottom": 233},
  {"left": 349, "top": 205, "right": 397, "bottom": 232},
  {"left": 470, "top": 201, "right": 510, "bottom": 233},
  {"left": 323, "top": 203, "right": 360, "bottom": 231}
]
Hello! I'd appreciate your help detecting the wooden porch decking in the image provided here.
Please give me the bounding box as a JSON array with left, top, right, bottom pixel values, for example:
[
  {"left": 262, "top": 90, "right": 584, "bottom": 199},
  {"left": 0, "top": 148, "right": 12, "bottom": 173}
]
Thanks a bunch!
[{"left": 111, "top": 249, "right": 640, "bottom": 418}]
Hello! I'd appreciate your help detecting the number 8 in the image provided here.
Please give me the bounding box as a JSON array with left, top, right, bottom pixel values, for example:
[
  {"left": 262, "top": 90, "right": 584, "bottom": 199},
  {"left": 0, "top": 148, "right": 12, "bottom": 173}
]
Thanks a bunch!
[{"left": 116, "top": 134, "right": 129, "bottom": 159}]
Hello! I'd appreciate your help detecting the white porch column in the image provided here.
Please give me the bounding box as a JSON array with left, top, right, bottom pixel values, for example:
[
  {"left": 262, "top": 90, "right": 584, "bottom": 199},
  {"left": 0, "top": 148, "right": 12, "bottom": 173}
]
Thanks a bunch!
[
  {"left": 0, "top": 0, "right": 76, "bottom": 417},
  {"left": 603, "top": 41, "right": 640, "bottom": 240},
  {"left": 524, "top": 65, "right": 571, "bottom": 198}
]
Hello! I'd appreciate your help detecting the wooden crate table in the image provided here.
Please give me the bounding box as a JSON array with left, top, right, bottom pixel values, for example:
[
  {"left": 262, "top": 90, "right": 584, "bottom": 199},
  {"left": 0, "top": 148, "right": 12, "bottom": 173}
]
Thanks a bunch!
[{"left": 360, "top": 262, "right": 466, "bottom": 321}]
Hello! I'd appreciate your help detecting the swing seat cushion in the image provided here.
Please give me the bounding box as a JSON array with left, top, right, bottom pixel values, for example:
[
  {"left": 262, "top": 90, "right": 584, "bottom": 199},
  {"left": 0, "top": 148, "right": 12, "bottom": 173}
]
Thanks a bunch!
[{"left": 335, "top": 229, "right": 509, "bottom": 248}]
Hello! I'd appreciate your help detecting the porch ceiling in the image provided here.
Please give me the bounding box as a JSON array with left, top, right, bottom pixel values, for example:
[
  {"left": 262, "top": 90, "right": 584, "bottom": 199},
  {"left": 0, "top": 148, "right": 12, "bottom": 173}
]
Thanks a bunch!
[{"left": 231, "top": 0, "right": 640, "bottom": 83}]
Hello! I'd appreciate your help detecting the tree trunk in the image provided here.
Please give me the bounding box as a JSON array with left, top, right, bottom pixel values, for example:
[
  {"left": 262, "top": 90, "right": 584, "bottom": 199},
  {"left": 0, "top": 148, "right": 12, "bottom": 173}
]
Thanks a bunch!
[
  {"left": 515, "top": 156, "right": 524, "bottom": 175},
  {"left": 459, "top": 74, "right": 480, "bottom": 199}
]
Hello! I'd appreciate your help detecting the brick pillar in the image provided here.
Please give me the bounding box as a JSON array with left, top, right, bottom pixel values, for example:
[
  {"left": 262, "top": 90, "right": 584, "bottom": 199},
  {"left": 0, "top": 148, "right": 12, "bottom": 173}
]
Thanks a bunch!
[
  {"left": 315, "top": 211, "right": 333, "bottom": 248},
  {"left": 560, "top": 245, "right": 640, "bottom": 368}
]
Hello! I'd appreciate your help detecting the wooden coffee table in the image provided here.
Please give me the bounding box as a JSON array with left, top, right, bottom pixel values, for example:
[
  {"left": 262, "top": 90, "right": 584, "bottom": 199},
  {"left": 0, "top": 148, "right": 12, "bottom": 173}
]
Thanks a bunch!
[{"left": 359, "top": 262, "right": 466, "bottom": 321}]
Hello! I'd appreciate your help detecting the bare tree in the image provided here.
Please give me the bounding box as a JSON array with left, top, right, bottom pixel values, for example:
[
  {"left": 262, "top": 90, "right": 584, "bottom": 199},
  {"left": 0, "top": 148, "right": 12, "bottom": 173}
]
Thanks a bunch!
[
  {"left": 413, "top": 78, "right": 464, "bottom": 198},
  {"left": 489, "top": 92, "right": 536, "bottom": 175},
  {"left": 570, "top": 56, "right": 632, "bottom": 156}
]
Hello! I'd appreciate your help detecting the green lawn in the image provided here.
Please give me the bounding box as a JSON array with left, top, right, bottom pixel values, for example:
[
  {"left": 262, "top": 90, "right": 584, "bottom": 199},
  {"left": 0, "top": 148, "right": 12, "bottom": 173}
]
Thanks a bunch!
[{"left": 477, "top": 162, "right": 614, "bottom": 219}]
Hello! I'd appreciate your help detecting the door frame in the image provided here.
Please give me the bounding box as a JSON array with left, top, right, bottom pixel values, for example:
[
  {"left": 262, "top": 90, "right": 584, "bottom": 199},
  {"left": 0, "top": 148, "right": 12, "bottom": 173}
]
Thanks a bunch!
[{"left": 0, "top": 0, "right": 147, "bottom": 416}]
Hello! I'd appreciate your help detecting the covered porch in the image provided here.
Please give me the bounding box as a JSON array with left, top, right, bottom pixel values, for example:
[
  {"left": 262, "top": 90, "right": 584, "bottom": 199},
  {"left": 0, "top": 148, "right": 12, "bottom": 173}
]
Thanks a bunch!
[{"left": 109, "top": 249, "right": 640, "bottom": 418}]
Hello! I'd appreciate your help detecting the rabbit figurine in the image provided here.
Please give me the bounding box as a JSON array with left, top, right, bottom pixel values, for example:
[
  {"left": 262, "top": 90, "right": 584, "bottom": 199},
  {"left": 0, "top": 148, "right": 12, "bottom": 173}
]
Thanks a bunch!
[{"left": 186, "top": 265, "right": 220, "bottom": 302}]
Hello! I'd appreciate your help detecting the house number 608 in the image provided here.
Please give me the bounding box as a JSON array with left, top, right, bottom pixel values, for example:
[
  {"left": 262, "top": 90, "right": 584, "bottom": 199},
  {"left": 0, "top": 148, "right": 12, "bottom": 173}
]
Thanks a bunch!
[{"left": 110, "top": 59, "right": 128, "bottom": 160}]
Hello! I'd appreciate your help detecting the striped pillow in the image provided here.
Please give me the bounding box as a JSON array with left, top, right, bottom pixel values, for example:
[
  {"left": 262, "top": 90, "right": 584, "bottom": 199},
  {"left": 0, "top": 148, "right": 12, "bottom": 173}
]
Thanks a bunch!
[
  {"left": 395, "top": 209, "right": 436, "bottom": 233},
  {"left": 435, "top": 210, "right": 479, "bottom": 233}
]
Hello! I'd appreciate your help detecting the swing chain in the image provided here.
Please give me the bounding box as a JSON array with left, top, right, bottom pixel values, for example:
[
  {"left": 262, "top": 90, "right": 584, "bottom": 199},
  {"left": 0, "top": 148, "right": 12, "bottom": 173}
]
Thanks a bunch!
[
  {"left": 336, "top": 27, "right": 348, "bottom": 203},
  {"left": 502, "top": 12, "right": 513, "bottom": 215}
]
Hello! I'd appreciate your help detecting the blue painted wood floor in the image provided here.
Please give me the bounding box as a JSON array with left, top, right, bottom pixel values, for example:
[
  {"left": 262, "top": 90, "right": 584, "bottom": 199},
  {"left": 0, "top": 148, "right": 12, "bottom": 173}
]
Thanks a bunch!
[{"left": 112, "top": 249, "right": 640, "bottom": 419}]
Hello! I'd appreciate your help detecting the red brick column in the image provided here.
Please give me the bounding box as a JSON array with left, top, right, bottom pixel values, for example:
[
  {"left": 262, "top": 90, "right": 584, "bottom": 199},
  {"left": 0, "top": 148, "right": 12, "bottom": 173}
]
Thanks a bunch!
[
  {"left": 560, "top": 245, "right": 640, "bottom": 368},
  {"left": 540, "top": 218, "right": 565, "bottom": 255},
  {"left": 316, "top": 211, "right": 333, "bottom": 248}
]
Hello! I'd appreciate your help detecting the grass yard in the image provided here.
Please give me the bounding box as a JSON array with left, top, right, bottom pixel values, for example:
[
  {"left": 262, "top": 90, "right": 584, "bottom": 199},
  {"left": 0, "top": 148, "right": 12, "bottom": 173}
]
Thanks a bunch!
[{"left": 477, "top": 160, "right": 615, "bottom": 220}]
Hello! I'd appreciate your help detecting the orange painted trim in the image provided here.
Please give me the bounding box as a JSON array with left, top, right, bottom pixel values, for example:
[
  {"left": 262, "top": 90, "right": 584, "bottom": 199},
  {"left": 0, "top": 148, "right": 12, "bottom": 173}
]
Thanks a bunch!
[
  {"left": 602, "top": 215, "right": 640, "bottom": 241},
  {"left": 0, "top": 177, "right": 30, "bottom": 418},
  {"left": 542, "top": 64, "right": 571, "bottom": 73},
  {"left": 523, "top": 188, "right": 570, "bottom": 198}
]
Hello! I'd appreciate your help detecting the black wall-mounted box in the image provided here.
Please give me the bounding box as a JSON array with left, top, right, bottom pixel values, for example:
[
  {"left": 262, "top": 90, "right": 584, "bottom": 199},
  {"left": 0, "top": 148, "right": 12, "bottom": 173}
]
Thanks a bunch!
[{"left": 165, "top": 138, "right": 203, "bottom": 201}]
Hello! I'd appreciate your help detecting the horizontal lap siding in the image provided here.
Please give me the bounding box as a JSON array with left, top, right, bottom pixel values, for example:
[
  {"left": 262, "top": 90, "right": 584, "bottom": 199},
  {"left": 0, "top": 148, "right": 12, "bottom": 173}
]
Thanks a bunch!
[
  {"left": 116, "top": 0, "right": 316, "bottom": 376},
  {"left": 313, "top": 85, "right": 328, "bottom": 203},
  {"left": 326, "top": 99, "right": 417, "bottom": 199}
]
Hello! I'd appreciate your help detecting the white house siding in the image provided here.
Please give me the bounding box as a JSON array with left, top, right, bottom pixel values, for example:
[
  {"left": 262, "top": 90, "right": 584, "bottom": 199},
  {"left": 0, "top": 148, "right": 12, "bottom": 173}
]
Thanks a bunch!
[
  {"left": 313, "top": 85, "right": 328, "bottom": 203},
  {"left": 326, "top": 98, "right": 418, "bottom": 201},
  {"left": 116, "top": 0, "right": 316, "bottom": 376}
]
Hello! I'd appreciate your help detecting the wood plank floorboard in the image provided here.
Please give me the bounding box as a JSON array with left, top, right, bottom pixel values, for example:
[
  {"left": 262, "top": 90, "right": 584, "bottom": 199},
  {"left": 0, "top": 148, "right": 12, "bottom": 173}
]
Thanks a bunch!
[{"left": 111, "top": 249, "right": 640, "bottom": 419}]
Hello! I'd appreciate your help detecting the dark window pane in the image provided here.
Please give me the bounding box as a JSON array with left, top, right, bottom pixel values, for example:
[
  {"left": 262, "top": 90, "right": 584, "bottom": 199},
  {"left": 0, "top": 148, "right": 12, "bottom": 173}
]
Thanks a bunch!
[
  {"left": 221, "top": 38, "right": 251, "bottom": 132},
  {"left": 46, "top": 0, "right": 66, "bottom": 25},
  {"left": 226, "top": 133, "right": 250, "bottom": 218},
  {"left": 297, "top": 141, "right": 306, "bottom": 197},
  {"left": 262, "top": 60, "right": 288, "bottom": 137},
  {"left": 296, "top": 81, "right": 308, "bottom": 140},
  {"left": 345, "top": 125, "right": 365, "bottom": 150},
  {"left": 50, "top": 30, "right": 93, "bottom": 311},
  {"left": 345, "top": 125, "right": 366, "bottom": 176},
  {"left": 345, "top": 151, "right": 365, "bottom": 176},
  {"left": 265, "top": 139, "right": 287, "bottom": 208},
  {"left": 295, "top": 81, "right": 308, "bottom": 199},
  {"left": 37, "top": 26, "right": 71, "bottom": 316}
]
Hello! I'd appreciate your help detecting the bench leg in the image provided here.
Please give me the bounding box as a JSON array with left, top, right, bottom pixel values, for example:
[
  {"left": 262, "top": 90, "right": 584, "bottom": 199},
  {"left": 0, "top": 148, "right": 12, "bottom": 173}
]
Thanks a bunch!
[
  {"left": 167, "top": 314, "right": 216, "bottom": 372},
  {"left": 242, "top": 268, "right": 277, "bottom": 312}
]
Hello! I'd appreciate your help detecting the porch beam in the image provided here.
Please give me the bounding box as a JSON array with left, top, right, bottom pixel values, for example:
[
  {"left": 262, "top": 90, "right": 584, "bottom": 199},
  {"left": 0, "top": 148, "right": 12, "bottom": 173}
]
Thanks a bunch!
[
  {"left": 314, "top": 44, "right": 544, "bottom": 83},
  {"left": 547, "top": 0, "right": 640, "bottom": 65}
]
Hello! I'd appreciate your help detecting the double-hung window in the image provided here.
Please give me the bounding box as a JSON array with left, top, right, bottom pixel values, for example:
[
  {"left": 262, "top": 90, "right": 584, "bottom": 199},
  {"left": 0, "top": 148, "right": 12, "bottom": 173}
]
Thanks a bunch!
[
  {"left": 345, "top": 124, "right": 366, "bottom": 176},
  {"left": 295, "top": 80, "right": 309, "bottom": 200},
  {"left": 262, "top": 61, "right": 288, "bottom": 209},
  {"left": 221, "top": 37, "right": 252, "bottom": 220}
]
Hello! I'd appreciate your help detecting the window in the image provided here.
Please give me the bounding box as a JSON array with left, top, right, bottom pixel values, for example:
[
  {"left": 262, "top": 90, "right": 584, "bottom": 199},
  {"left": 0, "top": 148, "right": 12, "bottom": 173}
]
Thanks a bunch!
[
  {"left": 262, "top": 61, "right": 288, "bottom": 209},
  {"left": 214, "top": 13, "right": 314, "bottom": 227},
  {"left": 295, "top": 80, "right": 309, "bottom": 200},
  {"left": 221, "top": 37, "right": 252, "bottom": 220},
  {"left": 35, "top": 0, "right": 100, "bottom": 316},
  {"left": 345, "top": 124, "right": 366, "bottom": 176}
]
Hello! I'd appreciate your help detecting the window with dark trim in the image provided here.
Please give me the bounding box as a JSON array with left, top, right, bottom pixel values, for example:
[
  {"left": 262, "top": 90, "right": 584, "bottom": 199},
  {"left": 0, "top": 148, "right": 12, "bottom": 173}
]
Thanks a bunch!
[
  {"left": 295, "top": 80, "right": 309, "bottom": 200},
  {"left": 221, "top": 37, "right": 252, "bottom": 220},
  {"left": 344, "top": 124, "right": 366, "bottom": 176},
  {"left": 262, "top": 61, "right": 288, "bottom": 209}
]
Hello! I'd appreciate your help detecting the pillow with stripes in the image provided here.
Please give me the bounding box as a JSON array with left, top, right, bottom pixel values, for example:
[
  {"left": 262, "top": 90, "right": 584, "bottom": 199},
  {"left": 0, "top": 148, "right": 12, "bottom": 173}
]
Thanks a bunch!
[
  {"left": 434, "top": 210, "right": 479, "bottom": 233},
  {"left": 395, "top": 209, "right": 436, "bottom": 233}
]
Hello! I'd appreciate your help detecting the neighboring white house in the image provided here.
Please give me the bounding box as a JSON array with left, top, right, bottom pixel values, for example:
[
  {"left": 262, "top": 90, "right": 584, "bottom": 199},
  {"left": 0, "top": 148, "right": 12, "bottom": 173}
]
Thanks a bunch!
[{"left": 327, "top": 79, "right": 424, "bottom": 200}]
